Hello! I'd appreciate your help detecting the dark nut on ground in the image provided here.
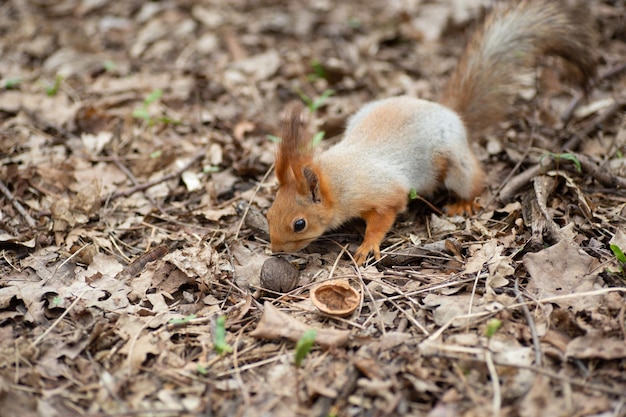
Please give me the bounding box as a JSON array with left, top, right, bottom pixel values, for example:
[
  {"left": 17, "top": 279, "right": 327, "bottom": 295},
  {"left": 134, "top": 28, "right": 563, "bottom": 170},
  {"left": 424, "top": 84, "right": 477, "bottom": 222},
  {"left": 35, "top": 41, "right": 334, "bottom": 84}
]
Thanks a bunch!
[{"left": 260, "top": 256, "right": 299, "bottom": 293}]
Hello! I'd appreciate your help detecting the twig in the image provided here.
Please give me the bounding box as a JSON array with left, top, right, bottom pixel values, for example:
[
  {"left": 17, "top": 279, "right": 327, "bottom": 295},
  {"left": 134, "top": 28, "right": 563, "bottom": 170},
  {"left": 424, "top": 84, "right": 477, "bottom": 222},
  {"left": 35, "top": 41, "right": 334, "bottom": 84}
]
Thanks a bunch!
[
  {"left": 102, "top": 148, "right": 207, "bottom": 204},
  {"left": 108, "top": 151, "right": 166, "bottom": 213},
  {"left": 466, "top": 269, "right": 481, "bottom": 331},
  {"left": 575, "top": 152, "right": 626, "bottom": 189},
  {"left": 234, "top": 163, "right": 274, "bottom": 241},
  {"left": 561, "top": 98, "right": 626, "bottom": 151},
  {"left": 499, "top": 98, "right": 625, "bottom": 202},
  {"left": 497, "top": 164, "right": 547, "bottom": 203},
  {"left": 421, "top": 342, "right": 626, "bottom": 397},
  {"left": 484, "top": 350, "right": 501, "bottom": 417},
  {"left": 487, "top": 125, "right": 535, "bottom": 207},
  {"left": 31, "top": 287, "right": 89, "bottom": 348},
  {"left": 0, "top": 179, "right": 37, "bottom": 228},
  {"left": 116, "top": 244, "right": 169, "bottom": 280},
  {"left": 561, "top": 61, "right": 626, "bottom": 123},
  {"left": 513, "top": 278, "right": 543, "bottom": 366}
]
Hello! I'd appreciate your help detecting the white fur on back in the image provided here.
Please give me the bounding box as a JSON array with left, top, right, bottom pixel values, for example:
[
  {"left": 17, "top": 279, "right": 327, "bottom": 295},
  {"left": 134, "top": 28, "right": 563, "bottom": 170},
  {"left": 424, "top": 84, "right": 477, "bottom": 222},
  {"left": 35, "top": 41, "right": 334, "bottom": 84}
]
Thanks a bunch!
[{"left": 318, "top": 96, "right": 468, "bottom": 224}]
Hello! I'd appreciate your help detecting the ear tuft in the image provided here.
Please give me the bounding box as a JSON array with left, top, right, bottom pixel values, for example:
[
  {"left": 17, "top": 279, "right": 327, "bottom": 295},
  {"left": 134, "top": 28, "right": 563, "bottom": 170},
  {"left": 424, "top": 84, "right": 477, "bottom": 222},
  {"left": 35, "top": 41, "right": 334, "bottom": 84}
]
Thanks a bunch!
[{"left": 274, "top": 102, "right": 314, "bottom": 188}]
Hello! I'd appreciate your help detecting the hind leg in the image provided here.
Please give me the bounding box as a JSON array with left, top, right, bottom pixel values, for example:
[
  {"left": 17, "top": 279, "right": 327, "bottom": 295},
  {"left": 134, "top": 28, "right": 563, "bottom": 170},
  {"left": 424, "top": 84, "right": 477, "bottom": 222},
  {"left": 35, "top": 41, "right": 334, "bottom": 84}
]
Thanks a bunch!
[{"left": 439, "top": 149, "right": 485, "bottom": 215}]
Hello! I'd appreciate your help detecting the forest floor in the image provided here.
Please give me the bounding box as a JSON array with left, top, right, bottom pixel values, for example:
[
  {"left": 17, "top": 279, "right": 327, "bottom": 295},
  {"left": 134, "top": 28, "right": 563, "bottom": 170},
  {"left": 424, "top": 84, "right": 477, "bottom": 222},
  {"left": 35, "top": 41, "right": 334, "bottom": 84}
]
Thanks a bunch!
[{"left": 1, "top": 0, "right": 625, "bottom": 416}]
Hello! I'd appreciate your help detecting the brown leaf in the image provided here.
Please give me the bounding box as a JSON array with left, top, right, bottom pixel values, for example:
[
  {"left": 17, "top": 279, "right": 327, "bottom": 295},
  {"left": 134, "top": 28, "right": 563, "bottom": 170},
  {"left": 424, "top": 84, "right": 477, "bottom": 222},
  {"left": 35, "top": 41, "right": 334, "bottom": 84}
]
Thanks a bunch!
[
  {"left": 523, "top": 240, "right": 602, "bottom": 311},
  {"left": 250, "top": 302, "right": 350, "bottom": 348}
]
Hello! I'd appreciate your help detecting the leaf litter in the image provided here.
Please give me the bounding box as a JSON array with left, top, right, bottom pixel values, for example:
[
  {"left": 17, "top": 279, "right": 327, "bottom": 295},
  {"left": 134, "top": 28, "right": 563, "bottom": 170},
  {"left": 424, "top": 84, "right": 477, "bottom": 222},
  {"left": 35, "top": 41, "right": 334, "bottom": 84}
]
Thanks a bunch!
[{"left": 0, "top": 0, "right": 625, "bottom": 416}]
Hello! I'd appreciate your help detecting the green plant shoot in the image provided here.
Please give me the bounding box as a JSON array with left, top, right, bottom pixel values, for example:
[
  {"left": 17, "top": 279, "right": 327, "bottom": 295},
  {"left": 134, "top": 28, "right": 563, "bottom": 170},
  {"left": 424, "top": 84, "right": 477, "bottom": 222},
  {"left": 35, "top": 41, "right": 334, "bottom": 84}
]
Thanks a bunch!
[
  {"left": 296, "top": 88, "right": 335, "bottom": 113},
  {"left": 168, "top": 314, "right": 197, "bottom": 325},
  {"left": 294, "top": 329, "right": 317, "bottom": 367},
  {"left": 610, "top": 244, "right": 626, "bottom": 264},
  {"left": 610, "top": 244, "right": 626, "bottom": 277},
  {"left": 214, "top": 316, "right": 233, "bottom": 355},
  {"left": 485, "top": 318, "right": 502, "bottom": 338},
  {"left": 540, "top": 152, "right": 582, "bottom": 173},
  {"left": 311, "top": 131, "right": 325, "bottom": 147},
  {"left": 4, "top": 77, "right": 21, "bottom": 89},
  {"left": 46, "top": 75, "right": 63, "bottom": 96},
  {"left": 308, "top": 59, "right": 327, "bottom": 81}
]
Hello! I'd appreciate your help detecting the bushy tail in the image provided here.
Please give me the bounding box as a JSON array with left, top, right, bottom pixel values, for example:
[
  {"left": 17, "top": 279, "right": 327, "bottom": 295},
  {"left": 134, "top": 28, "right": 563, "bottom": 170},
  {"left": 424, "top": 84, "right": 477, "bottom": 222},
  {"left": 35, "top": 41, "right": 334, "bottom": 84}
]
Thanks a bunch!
[{"left": 441, "top": 0, "right": 597, "bottom": 133}]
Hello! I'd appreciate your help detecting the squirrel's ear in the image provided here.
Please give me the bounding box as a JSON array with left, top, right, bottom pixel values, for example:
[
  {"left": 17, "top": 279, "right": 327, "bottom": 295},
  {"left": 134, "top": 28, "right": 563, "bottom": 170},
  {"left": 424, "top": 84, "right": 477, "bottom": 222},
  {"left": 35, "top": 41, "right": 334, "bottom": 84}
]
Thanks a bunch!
[
  {"left": 275, "top": 103, "right": 307, "bottom": 185},
  {"left": 303, "top": 167, "right": 321, "bottom": 203}
]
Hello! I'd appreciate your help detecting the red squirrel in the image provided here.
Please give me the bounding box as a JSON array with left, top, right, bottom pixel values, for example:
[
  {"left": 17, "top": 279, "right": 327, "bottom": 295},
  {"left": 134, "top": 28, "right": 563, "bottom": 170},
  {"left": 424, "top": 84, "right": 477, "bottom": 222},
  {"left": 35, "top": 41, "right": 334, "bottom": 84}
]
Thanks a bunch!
[{"left": 266, "top": 0, "right": 597, "bottom": 265}]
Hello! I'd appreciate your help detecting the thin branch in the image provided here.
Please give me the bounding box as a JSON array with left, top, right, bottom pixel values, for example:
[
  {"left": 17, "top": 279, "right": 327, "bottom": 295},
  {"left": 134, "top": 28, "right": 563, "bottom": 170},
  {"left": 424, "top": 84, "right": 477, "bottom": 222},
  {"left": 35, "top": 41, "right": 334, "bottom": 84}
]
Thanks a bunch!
[
  {"left": 102, "top": 148, "right": 207, "bottom": 204},
  {"left": 0, "top": 179, "right": 37, "bottom": 228}
]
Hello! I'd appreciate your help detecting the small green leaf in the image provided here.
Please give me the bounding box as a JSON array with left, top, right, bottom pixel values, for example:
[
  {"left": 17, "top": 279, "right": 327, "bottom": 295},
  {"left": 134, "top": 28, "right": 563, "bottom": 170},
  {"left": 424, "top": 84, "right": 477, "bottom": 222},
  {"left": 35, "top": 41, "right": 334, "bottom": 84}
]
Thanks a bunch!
[
  {"left": 46, "top": 75, "right": 63, "bottom": 96},
  {"left": 169, "top": 314, "right": 197, "bottom": 325},
  {"left": 294, "top": 329, "right": 317, "bottom": 367},
  {"left": 295, "top": 88, "right": 314, "bottom": 111},
  {"left": 150, "top": 149, "right": 162, "bottom": 159},
  {"left": 310, "top": 89, "right": 335, "bottom": 112},
  {"left": 311, "top": 131, "right": 325, "bottom": 147},
  {"left": 556, "top": 153, "right": 582, "bottom": 173},
  {"left": 408, "top": 188, "right": 418, "bottom": 200},
  {"left": 347, "top": 17, "right": 361, "bottom": 28},
  {"left": 267, "top": 134, "right": 282, "bottom": 143},
  {"left": 203, "top": 165, "right": 221, "bottom": 174},
  {"left": 144, "top": 88, "right": 163, "bottom": 106},
  {"left": 309, "top": 59, "right": 327, "bottom": 80},
  {"left": 196, "top": 364, "right": 209, "bottom": 375},
  {"left": 610, "top": 244, "right": 626, "bottom": 264},
  {"left": 541, "top": 152, "right": 581, "bottom": 173},
  {"left": 157, "top": 116, "right": 181, "bottom": 125},
  {"left": 485, "top": 318, "right": 502, "bottom": 338},
  {"left": 103, "top": 60, "right": 116, "bottom": 72},
  {"left": 4, "top": 77, "right": 21, "bottom": 89},
  {"left": 132, "top": 107, "right": 151, "bottom": 122},
  {"left": 214, "top": 316, "right": 233, "bottom": 355}
]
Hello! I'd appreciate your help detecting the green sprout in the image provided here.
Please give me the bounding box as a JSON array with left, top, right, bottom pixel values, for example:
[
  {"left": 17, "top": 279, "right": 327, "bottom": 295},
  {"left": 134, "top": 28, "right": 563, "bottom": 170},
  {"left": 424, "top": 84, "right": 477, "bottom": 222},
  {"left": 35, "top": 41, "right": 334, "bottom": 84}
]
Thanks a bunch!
[
  {"left": 4, "top": 77, "right": 22, "bottom": 89},
  {"left": 408, "top": 188, "right": 419, "bottom": 200},
  {"left": 540, "top": 152, "right": 582, "bottom": 173},
  {"left": 610, "top": 244, "right": 626, "bottom": 278},
  {"left": 214, "top": 316, "right": 233, "bottom": 355},
  {"left": 103, "top": 60, "right": 116, "bottom": 72},
  {"left": 132, "top": 89, "right": 181, "bottom": 125},
  {"left": 45, "top": 75, "right": 63, "bottom": 96},
  {"left": 307, "top": 59, "right": 328, "bottom": 82},
  {"left": 294, "top": 329, "right": 317, "bottom": 367},
  {"left": 296, "top": 88, "right": 335, "bottom": 113},
  {"left": 311, "top": 131, "right": 325, "bottom": 147},
  {"left": 168, "top": 314, "right": 197, "bottom": 325},
  {"left": 485, "top": 318, "right": 502, "bottom": 338},
  {"left": 197, "top": 364, "right": 209, "bottom": 375}
]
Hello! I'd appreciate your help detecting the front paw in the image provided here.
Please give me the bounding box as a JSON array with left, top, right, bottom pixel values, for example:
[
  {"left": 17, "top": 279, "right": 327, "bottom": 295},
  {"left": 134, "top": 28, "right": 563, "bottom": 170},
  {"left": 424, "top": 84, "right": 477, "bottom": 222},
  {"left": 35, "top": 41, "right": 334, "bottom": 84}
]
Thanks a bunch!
[{"left": 353, "top": 243, "right": 381, "bottom": 265}]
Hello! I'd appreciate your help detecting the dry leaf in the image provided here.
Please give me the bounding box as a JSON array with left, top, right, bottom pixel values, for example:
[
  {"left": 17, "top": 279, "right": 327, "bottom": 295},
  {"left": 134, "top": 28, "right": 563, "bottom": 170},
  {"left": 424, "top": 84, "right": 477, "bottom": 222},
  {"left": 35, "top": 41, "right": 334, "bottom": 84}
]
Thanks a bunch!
[{"left": 250, "top": 302, "right": 350, "bottom": 348}]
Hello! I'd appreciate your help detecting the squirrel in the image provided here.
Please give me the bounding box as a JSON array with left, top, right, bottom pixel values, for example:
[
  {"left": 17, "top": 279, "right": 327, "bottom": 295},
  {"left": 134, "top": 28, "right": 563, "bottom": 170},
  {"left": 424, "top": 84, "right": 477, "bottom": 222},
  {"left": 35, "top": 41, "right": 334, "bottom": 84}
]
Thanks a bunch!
[{"left": 266, "top": 0, "right": 597, "bottom": 265}]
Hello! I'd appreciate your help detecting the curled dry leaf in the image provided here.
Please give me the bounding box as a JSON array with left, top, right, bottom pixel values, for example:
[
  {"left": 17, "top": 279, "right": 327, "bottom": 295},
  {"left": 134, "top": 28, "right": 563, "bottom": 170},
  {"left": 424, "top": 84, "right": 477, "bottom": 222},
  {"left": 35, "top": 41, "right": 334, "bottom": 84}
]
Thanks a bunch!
[
  {"left": 310, "top": 279, "right": 361, "bottom": 317},
  {"left": 250, "top": 302, "right": 350, "bottom": 348}
]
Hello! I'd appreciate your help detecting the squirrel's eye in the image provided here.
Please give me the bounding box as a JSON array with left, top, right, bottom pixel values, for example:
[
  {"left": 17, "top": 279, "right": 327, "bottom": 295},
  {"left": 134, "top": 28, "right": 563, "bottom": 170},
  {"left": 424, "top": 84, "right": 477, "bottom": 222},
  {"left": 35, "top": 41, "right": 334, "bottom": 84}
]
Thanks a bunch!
[{"left": 293, "top": 219, "right": 306, "bottom": 232}]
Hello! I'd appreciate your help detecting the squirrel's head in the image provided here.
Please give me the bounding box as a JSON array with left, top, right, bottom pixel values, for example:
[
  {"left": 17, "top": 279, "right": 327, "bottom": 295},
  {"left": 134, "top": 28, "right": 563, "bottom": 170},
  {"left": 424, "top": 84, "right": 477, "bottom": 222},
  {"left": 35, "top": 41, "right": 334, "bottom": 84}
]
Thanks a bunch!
[{"left": 266, "top": 104, "right": 334, "bottom": 254}]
